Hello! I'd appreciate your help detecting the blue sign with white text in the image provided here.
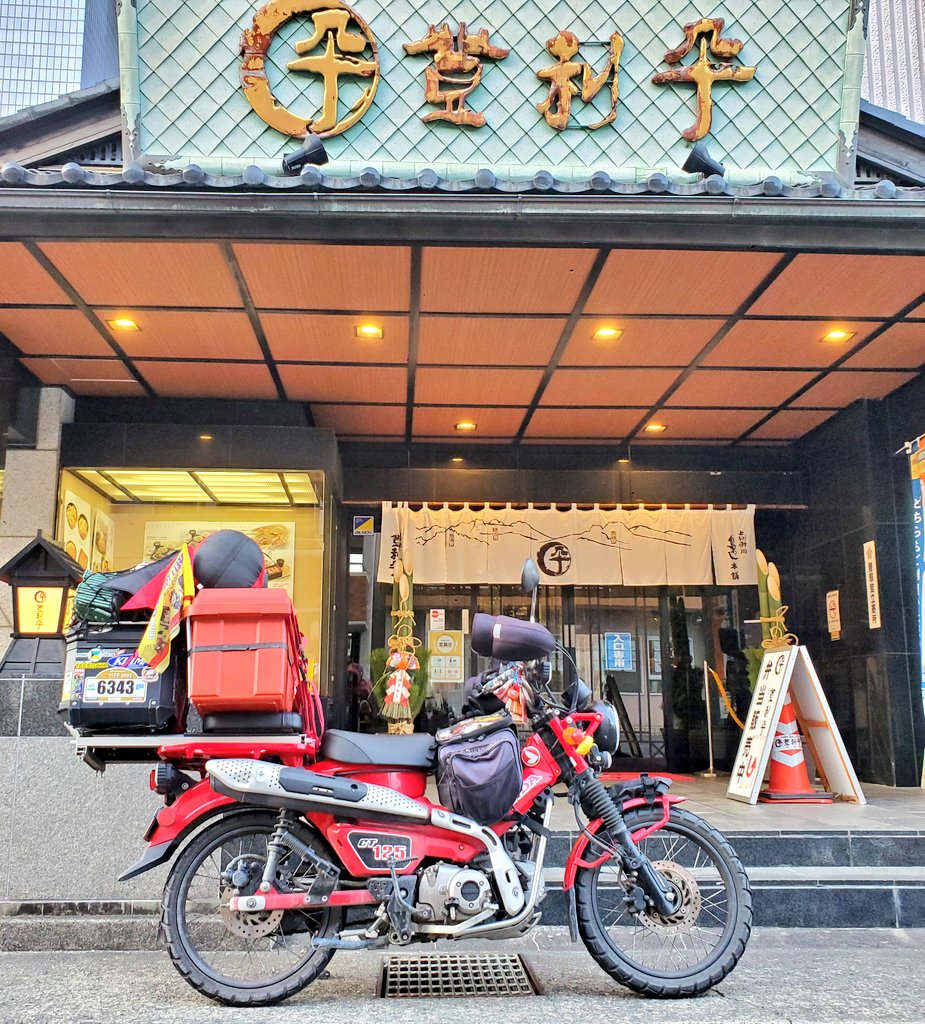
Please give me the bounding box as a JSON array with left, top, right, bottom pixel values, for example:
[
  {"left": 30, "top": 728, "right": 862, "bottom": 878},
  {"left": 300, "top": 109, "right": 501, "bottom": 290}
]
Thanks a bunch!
[{"left": 603, "top": 632, "right": 635, "bottom": 672}]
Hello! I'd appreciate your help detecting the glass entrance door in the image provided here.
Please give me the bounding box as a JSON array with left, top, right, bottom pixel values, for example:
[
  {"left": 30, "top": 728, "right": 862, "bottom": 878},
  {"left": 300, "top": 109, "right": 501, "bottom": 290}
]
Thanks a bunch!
[{"left": 574, "top": 586, "right": 668, "bottom": 769}]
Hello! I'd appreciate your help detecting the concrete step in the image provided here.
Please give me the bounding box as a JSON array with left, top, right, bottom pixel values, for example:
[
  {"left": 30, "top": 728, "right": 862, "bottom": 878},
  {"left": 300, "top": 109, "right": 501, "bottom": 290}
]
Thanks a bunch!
[{"left": 545, "top": 829, "right": 925, "bottom": 868}]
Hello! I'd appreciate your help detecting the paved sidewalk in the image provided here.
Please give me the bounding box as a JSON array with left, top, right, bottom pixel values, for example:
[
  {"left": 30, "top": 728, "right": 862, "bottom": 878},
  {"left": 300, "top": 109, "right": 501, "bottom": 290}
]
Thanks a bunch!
[
  {"left": 543, "top": 776, "right": 925, "bottom": 833},
  {"left": 2, "top": 928, "right": 922, "bottom": 1024}
]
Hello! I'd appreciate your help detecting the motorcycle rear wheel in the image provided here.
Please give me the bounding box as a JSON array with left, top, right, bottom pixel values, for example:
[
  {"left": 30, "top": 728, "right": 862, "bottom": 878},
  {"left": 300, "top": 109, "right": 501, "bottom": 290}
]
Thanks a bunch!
[
  {"left": 575, "top": 805, "right": 751, "bottom": 998},
  {"left": 161, "top": 810, "right": 341, "bottom": 1006}
]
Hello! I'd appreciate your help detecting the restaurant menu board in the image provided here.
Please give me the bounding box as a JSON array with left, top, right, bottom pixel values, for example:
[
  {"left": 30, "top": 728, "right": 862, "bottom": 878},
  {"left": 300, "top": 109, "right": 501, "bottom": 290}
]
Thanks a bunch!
[
  {"left": 60, "top": 490, "right": 92, "bottom": 571},
  {"left": 90, "top": 510, "right": 115, "bottom": 573},
  {"left": 142, "top": 521, "right": 296, "bottom": 596}
]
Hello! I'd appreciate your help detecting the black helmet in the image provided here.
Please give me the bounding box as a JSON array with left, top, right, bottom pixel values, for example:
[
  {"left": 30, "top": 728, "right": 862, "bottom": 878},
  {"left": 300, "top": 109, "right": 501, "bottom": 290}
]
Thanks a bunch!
[{"left": 590, "top": 700, "right": 620, "bottom": 755}]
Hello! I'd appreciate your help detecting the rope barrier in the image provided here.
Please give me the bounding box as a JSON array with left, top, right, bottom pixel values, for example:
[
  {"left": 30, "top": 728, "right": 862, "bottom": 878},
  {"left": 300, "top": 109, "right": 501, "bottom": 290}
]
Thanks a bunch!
[{"left": 707, "top": 665, "right": 745, "bottom": 730}]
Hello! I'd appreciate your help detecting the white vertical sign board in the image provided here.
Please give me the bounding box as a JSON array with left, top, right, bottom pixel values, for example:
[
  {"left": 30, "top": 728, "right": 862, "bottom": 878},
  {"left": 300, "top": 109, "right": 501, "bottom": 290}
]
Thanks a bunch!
[
  {"left": 863, "top": 541, "right": 882, "bottom": 629},
  {"left": 727, "top": 646, "right": 866, "bottom": 805},
  {"left": 727, "top": 647, "right": 795, "bottom": 802}
]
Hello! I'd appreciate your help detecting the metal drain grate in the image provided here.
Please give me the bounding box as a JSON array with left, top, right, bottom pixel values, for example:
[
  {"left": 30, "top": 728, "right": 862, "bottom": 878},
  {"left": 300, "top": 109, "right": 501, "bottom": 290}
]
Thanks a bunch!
[{"left": 379, "top": 953, "right": 540, "bottom": 998}]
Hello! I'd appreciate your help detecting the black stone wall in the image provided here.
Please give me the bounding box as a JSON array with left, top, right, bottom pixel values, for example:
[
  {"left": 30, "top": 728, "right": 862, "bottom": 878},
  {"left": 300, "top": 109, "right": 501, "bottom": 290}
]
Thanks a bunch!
[{"left": 784, "top": 375, "right": 925, "bottom": 787}]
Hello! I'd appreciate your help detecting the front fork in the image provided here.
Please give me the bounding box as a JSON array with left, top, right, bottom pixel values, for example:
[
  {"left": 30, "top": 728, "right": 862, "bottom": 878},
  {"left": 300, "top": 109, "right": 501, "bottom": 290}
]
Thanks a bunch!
[{"left": 573, "top": 770, "right": 679, "bottom": 917}]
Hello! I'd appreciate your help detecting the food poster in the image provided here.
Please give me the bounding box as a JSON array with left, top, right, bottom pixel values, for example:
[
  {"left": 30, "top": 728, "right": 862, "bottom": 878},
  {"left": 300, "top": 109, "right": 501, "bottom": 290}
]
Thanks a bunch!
[
  {"left": 90, "top": 510, "right": 116, "bottom": 573},
  {"left": 61, "top": 490, "right": 92, "bottom": 571},
  {"left": 142, "top": 521, "right": 296, "bottom": 596}
]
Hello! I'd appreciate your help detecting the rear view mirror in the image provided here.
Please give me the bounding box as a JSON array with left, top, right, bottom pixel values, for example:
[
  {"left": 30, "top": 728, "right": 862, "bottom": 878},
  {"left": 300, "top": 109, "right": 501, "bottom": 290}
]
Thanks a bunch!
[{"left": 521, "top": 559, "right": 541, "bottom": 595}]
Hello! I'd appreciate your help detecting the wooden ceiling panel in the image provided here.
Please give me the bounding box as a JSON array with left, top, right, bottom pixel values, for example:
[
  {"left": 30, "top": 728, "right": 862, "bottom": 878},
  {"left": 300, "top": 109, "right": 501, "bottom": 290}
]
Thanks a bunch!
[
  {"left": 418, "top": 315, "right": 564, "bottom": 365},
  {"left": 703, "top": 319, "right": 882, "bottom": 368},
  {"left": 96, "top": 309, "right": 262, "bottom": 360},
  {"left": 748, "top": 409, "right": 838, "bottom": 439},
  {"left": 141, "top": 361, "right": 277, "bottom": 399},
  {"left": 842, "top": 323, "right": 925, "bottom": 369},
  {"left": 0, "top": 243, "right": 70, "bottom": 304},
  {"left": 415, "top": 367, "right": 543, "bottom": 406},
  {"left": 412, "top": 406, "right": 526, "bottom": 437},
  {"left": 262, "top": 313, "right": 408, "bottom": 363},
  {"left": 235, "top": 243, "right": 410, "bottom": 311},
  {"left": 562, "top": 318, "right": 723, "bottom": 366},
  {"left": 39, "top": 242, "right": 241, "bottom": 307},
  {"left": 311, "top": 404, "right": 407, "bottom": 435},
  {"left": 0, "top": 308, "right": 113, "bottom": 356},
  {"left": 278, "top": 364, "right": 406, "bottom": 403},
  {"left": 421, "top": 247, "right": 596, "bottom": 314},
  {"left": 585, "top": 250, "right": 782, "bottom": 315},
  {"left": 21, "top": 357, "right": 139, "bottom": 393},
  {"left": 542, "top": 367, "right": 680, "bottom": 406},
  {"left": 666, "top": 368, "right": 816, "bottom": 407},
  {"left": 524, "top": 407, "right": 646, "bottom": 438},
  {"left": 790, "top": 370, "right": 918, "bottom": 407},
  {"left": 749, "top": 254, "right": 925, "bottom": 317},
  {"left": 636, "top": 408, "right": 771, "bottom": 438}
]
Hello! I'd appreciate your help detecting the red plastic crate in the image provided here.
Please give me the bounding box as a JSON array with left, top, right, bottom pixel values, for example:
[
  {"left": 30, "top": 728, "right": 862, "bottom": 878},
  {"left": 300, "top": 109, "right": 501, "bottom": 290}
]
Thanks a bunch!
[{"left": 186, "top": 589, "right": 300, "bottom": 714}]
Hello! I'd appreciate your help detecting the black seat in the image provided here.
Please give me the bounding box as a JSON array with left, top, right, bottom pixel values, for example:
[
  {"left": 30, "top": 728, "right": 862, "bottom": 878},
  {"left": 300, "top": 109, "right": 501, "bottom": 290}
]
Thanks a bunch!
[{"left": 320, "top": 728, "right": 437, "bottom": 769}]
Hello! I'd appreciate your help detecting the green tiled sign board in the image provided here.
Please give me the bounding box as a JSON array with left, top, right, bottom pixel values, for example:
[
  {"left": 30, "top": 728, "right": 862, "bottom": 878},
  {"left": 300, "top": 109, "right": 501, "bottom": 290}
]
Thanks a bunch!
[{"left": 119, "top": 0, "right": 867, "bottom": 183}]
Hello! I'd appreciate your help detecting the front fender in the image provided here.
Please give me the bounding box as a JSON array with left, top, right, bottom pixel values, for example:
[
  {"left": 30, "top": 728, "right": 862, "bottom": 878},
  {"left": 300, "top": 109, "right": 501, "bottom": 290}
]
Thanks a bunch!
[
  {"left": 562, "top": 793, "right": 687, "bottom": 890},
  {"left": 118, "top": 779, "right": 235, "bottom": 881}
]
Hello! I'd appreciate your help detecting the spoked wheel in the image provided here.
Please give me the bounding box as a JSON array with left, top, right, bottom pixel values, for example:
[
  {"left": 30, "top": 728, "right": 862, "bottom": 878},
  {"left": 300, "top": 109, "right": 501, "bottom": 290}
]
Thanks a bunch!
[
  {"left": 575, "top": 806, "right": 752, "bottom": 998},
  {"left": 161, "top": 811, "right": 341, "bottom": 1006}
]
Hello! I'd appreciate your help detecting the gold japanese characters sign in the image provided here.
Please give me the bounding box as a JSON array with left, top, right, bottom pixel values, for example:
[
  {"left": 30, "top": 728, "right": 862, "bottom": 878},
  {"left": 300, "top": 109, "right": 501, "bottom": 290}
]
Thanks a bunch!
[
  {"left": 239, "top": 3, "right": 759, "bottom": 144},
  {"left": 403, "top": 23, "right": 508, "bottom": 128},
  {"left": 121, "top": 0, "right": 864, "bottom": 181},
  {"left": 652, "top": 18, "right": 757, "bottom": 142},
  {"left": 241, "top": 0, "right": 379, "bottom": 137},
  {"left": 536, "top": 32, "right": 624, "bottom": 131}
]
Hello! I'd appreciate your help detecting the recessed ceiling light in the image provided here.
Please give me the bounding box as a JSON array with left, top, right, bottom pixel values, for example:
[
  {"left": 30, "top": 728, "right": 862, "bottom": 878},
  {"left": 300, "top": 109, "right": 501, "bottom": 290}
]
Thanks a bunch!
[
  {"left": 644, "top": 423, "right": 667, "bottom": 433},
  {"left": 593, "top": 327, "right": 622, "bottom": 341},
  {"left": 107, "top": 318, "right": 140, "bottom": 331},
  {"left": 821, "top": 329, "right": 855, "bottom": 343},
  {"left": 199, "top": 433, "right": 213, "bottom": 441},
  {"left": 454, "top": 420, "right": 477, "bottom": 432},
  {"left": 355, "top": 324, "right": 383, "bottom": 339},
  {"left": 451, "top": 456, "right": 464, "bottom": 463}
]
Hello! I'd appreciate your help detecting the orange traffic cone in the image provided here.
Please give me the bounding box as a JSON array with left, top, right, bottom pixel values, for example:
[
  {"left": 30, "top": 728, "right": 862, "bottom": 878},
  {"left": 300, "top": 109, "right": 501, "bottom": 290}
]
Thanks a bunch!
[{"left": 758, "top": 695, "right": 834, "bottom": 803}]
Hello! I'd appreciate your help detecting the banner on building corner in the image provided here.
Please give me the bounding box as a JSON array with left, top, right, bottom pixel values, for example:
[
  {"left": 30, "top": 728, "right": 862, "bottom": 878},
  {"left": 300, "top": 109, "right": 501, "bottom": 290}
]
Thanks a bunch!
[
  {"left": 377, "top": 503, "right": 756, "bottom": 587},
  {"left": 909, "top": 436, "right": 925, "bottom": 714}
]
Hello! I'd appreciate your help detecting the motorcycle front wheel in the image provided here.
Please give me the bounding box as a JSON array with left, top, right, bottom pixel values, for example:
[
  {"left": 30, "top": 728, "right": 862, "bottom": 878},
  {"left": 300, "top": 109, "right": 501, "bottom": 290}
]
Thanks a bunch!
[
  {"left": 161, "top": 810, "right": 341, "bottom": 1006},
  {"left": 575, "top": 805, "right": 752, "bottom": 998}
]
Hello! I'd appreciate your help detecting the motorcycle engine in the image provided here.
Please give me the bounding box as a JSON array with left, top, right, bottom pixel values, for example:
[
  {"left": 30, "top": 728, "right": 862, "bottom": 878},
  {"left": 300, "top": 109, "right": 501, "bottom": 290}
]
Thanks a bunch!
[{"left": 415, "top": 864, "right": 493, "bottom": 922}]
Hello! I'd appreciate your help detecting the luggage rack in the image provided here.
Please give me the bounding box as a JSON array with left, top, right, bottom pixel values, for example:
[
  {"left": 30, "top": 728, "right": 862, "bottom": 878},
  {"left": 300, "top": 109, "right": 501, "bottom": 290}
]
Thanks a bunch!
[{"left": 71, "top": 732, "right": 315, "bottom": 771}]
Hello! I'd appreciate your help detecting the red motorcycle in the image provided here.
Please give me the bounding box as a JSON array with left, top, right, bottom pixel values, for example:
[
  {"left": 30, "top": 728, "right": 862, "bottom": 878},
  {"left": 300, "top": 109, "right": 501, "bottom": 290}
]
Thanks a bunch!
[{"left": 119, "top": 562, "right": 751, "bottom": 1005}]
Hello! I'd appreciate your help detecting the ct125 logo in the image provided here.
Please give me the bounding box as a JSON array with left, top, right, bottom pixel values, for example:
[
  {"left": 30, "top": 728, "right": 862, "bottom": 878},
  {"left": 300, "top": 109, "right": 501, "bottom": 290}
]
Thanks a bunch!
[{"left": 348, "top": 831, "right": 413, "bottom": 869}]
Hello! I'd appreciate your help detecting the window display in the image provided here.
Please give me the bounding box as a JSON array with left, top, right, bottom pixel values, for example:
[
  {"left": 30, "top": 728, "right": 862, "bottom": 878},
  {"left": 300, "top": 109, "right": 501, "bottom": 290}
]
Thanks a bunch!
[{"left": 56, "top": 467, "right": 329, "bottom": 681}]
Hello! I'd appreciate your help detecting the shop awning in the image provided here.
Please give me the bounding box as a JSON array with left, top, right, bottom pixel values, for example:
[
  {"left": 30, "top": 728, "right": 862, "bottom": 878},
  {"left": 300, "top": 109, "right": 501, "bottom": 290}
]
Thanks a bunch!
[{"left": 0, "top": 231, "right": 922, "bottom": 447}]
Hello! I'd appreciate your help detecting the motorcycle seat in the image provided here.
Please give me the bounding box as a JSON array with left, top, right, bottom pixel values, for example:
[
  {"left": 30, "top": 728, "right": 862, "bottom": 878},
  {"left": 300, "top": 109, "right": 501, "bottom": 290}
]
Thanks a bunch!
[{"left": 320, "top": 728, "right": 437, "bottom": 769}]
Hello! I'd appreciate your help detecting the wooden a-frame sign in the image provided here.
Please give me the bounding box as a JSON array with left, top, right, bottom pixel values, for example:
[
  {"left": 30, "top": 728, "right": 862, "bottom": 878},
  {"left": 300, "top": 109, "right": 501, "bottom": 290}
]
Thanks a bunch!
[{"left": 727, "top": 646, "right": 866, "bottom": 805}]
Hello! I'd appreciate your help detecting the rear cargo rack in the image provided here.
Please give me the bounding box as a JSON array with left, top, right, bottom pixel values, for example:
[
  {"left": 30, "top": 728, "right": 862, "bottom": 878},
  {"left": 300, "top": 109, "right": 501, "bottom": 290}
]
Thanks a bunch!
[{"left": 71, "top": 732, "right": 314, "bottom": 770}]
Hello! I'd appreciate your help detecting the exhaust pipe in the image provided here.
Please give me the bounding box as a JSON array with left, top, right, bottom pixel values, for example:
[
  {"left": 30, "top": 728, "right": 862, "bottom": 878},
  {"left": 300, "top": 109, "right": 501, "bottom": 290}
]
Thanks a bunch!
[{"left": 206, "top": 759, "right": 430, "bottom": 822}]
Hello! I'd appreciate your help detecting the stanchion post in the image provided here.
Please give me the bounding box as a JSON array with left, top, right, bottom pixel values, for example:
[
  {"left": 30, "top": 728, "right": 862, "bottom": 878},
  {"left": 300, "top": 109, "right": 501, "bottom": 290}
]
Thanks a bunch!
[{"left": 698, "top": 660, "right": 718, "bottom": 779}]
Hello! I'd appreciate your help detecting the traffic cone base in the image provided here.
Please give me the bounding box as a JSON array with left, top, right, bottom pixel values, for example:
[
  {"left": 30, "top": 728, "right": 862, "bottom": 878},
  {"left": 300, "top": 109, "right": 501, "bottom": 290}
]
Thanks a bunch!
[
  {"left": 758, "top": 790, "right": 834, "bottom": 803},
  {"left": 758, "top": 695, "right": 834, "bottom": 804}
]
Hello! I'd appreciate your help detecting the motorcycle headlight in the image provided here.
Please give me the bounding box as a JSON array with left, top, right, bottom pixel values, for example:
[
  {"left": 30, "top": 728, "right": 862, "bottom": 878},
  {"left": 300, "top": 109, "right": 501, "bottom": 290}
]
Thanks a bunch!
[{"left": 590, "top": 700, "right": 620, "bottom": 755}]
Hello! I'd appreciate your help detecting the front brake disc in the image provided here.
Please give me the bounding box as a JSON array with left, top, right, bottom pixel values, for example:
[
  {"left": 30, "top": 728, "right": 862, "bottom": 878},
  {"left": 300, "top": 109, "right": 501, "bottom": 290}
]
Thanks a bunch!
[{"left": 636, "top": 860, "right": 702, "bottom": 936}]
